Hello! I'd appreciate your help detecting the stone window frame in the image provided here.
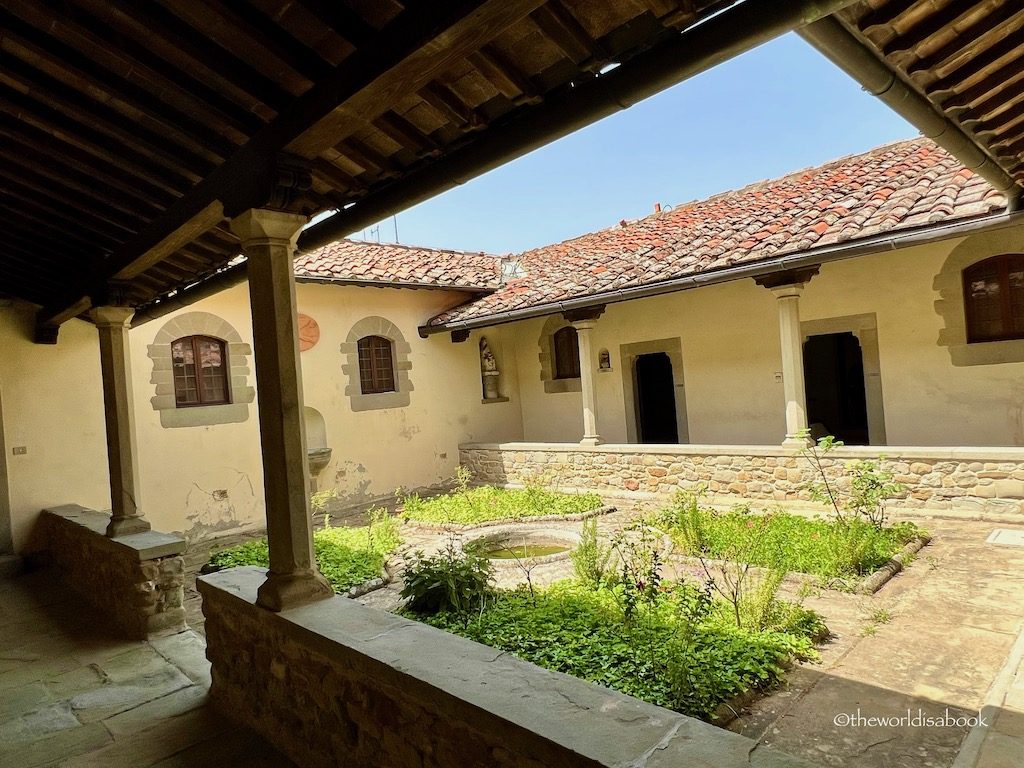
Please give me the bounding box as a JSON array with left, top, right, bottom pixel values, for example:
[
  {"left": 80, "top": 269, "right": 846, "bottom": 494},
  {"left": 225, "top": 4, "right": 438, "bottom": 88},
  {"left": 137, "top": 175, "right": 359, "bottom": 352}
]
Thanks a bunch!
[
  {"left": 935, "top": 229, "right": 1024, "bottom": 366},
  {"left": 341, "top": 316, "right": 413, "bottom": 412},
  {"left": 148, "top": 312, "right": 255, "bottom": 428},
  {"left": 538, "top": 315, "right": 581, "bottom": 393}
]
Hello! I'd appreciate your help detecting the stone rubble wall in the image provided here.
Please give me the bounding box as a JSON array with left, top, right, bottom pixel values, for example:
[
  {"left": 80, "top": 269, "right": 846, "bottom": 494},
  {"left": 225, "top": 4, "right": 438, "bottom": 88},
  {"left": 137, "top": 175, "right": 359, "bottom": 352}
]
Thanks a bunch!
[
  {"left": 459, "top": 443, "right": 1024, "bottom": 518},
  {"left": 199, "top": 567, "right": 808, "bottom": 768},
  {"left": 37, "top": 506, "right": 187, "bottom": 640}
]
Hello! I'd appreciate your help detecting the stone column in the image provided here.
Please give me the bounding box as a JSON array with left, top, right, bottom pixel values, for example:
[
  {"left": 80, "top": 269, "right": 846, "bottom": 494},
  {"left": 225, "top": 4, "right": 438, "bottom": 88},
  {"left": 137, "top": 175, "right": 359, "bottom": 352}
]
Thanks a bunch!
[
  {"left": 231, "top": 208, "right": 332, "bottom": 612},
  {"left": 755, "top": 268, "right": 819, "bottom": 447},
  {"left": 563, "top": 306, "right": 605, "bottom": 446},
  {"left": 573, "top": 320, "right": 601, "bottom": 446},
  {"left": 90, "top": 305, "right": 151, "bottom": 538}
]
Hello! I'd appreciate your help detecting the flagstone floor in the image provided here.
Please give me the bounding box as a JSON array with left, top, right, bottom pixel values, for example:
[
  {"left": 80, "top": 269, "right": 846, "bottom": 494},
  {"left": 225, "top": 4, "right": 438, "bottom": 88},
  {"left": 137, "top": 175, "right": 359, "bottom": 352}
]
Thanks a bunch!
[{"left": 0, "top": 570, "right": 294, "bottom": 768}]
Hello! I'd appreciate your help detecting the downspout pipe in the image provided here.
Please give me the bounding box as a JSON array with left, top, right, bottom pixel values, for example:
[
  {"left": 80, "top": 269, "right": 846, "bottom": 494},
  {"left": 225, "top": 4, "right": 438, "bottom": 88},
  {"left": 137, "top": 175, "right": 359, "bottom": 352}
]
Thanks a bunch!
[
  {"left": 799, "top": 16, "right": 1022, "bottom": 212},
  {"left": 296, "top": 0, "right": 860, "bottom": 254}
]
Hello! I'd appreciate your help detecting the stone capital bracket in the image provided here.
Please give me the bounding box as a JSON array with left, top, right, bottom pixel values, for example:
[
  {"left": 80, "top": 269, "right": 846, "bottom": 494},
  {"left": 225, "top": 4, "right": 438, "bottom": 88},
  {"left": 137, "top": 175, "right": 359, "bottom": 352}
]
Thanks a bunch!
[
  {"left": 563, "top": 304, "right": 606, "bottom": 324},
  {"left": 89, "top": 304, "right": 136, "bottom": 328},
  {"left": 230, "top": 208, "right": 309, "bottom": 247},
  {"left": 450, "top": 329, "right": 471, "bottom": 343},
  {"left": 753, "top": 265, "right": 820, "bottom": 292}
]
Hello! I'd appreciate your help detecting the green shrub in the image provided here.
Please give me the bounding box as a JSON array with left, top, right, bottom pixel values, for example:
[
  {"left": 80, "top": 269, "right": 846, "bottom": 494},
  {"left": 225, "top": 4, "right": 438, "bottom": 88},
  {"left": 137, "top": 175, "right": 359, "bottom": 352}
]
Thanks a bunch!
[
  {"left": 414, "top": 580, "right": 819, "bottom": 720},
  {"left": 660, "top": 502, "right": 918, "bottom": 580},
  {"left": 570, "top": 519, "right": 615, "bottom": 589},
  {"left": 208, "top": 508, "right": 401, "bottom": 593},
  {"left": 401, "top": 541, "right": 493, "bottom": 620},
  {"left": 402, "top": 485, "right": 602, "bottom": 525}
]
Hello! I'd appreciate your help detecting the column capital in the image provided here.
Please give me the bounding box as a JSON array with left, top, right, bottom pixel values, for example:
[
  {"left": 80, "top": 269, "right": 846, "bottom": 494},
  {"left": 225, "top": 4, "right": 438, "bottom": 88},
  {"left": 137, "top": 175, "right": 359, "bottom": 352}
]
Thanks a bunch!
[
  {"left": 89, "top": 305, "right": 135, "bottom": 328},
  {"left": 754, "top": 266, "right": 820, "bottom": 293},
  {"left": 571, "top": 319, "right": 598, "bottom": 332},
  {"left": 230, "top": 208, "right": 308, "bottom": 246},
  {"left": 563, "top": 304, "right": 605, "bottom": 324}
]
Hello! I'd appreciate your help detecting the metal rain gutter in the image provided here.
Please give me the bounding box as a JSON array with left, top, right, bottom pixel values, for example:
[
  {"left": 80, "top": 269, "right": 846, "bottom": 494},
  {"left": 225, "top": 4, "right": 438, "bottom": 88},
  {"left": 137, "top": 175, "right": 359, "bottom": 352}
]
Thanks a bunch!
[
  {"left": 418, "top": 209, "right": 1023, "bottom": 336},
  {"left": 799, "top": 16, "right": 1023, "bottom": 212}
]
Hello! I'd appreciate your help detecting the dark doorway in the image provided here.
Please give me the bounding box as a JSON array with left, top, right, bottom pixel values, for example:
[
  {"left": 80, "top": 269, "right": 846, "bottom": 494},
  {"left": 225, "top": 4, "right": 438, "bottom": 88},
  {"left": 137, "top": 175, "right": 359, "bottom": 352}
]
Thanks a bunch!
[
  {"left": 802, "top": 332, "right": 869, "bottom": 445},
  {"left": 635, "top": 352, "right": 679, "bottom": 443}
]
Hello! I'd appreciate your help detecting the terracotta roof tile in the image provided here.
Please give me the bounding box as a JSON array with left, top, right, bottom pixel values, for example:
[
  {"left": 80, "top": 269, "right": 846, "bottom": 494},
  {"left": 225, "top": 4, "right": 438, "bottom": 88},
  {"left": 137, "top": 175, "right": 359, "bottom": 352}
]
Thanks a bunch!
[
  {"left": 427, "top": 138, "right": 1006, "bottom": 327},
  {"left": 293, "top": 240, "right": 502, "bottom": 290}
]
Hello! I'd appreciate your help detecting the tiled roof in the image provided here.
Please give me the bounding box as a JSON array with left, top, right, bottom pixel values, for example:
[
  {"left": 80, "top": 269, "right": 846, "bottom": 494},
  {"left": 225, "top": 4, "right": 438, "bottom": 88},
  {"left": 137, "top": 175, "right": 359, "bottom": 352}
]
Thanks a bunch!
[
  {"left": 427, "top": 138, "right": 1006, "bottom": 327},
  {"left": 293, "top": 239, "right": 502, "bottom": 291}
]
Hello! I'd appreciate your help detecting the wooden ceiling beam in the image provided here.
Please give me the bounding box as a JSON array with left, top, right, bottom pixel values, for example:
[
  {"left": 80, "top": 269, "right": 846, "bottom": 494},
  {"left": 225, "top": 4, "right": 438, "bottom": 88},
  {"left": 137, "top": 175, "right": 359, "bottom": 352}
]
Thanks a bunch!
[
  {"left": 856, "top": 0, "right": 919, "bottom": 34},
  {"left": 940, "top": 52, "right": 1024, "bottom": 109},
  {"left": 0, "top": 50, "right": 222, "bottom": 175},
  {"left": 49, "top": 0, "right": 539, "bottom": 311},
  {"left": 4, "top": 0, "right": 260, "bottom": 145},
  {"left": 0, "top": 87, "right": 197, "bottom": 194},
  {"left": 529, "top": 1, "right": 609, "bottom": 66},
  {"left": 0, "top": 199, "right": 107, "bottom": 252},
  {"left": 0, "top": 116, "right": 173, "bottom": 210},
  {"left": 419, "top": 82, "right": 485, "bottom": 131},
  {"left": 907, "top": 4, "right": 1024, "bottom": 78},
  {"left": 929, "top": 28, "right": 1024, "bottom": 96},
  {"left": 70, "top": 0, "right": 288, "bottom": 122},
  {"left": 293, "top": 0, "right": 378, "bottom": 47},
  {"left": 0, "top": 167, "right": 142, "bottom": 234},
  {"left": 203, "top": 0, "right": 334, "bottom": 84},
  {"left": 372, "top": 112, "right": 442, "bottom": 157},
  {"left": 960, "top": 76, "right": 1024, "bottom": 124},
  {"left": 0, "top": 184, "right": 128, "bottom": 246},
  {"left": 882, "top": 1, "right": 985, "bottom": 58},
  {"left": 469, "top": 45, "right": 541, "bottom": 104},
  {"left": 0, "top": 142, "right": 161, "bottom": 220}
]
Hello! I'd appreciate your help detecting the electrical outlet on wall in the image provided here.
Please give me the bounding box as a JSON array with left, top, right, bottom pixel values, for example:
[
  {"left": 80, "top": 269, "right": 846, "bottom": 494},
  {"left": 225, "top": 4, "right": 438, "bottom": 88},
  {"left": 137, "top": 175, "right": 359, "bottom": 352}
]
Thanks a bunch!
[{"left": 12, "top": 446, "right": 27, "bottom": 455}]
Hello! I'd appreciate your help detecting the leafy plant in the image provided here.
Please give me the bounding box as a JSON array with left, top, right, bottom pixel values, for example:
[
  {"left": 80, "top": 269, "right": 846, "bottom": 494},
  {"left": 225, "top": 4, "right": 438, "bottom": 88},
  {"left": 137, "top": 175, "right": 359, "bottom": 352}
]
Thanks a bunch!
[
  {"left": 570, "top": 518, "right": 615, "bottom": 589},
  {"left": 400, "top": 538, "right": 493, "bottom": 623},
  {"left": 799, "top": 432, "right": 905, "bottom": 530},
  {"left": 208, "top": 508, "right": 400, "bottom": 593},
  {"left": 401, "top": 483, "right": 602, "bottom": 525}
]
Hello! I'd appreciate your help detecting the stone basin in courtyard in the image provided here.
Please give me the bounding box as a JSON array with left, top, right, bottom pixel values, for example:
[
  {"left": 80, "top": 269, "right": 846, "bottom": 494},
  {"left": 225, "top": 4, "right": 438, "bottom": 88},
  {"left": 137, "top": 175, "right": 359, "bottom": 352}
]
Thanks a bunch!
[{"left": 460, "top": 524, "right": 581, "bottom": 588}]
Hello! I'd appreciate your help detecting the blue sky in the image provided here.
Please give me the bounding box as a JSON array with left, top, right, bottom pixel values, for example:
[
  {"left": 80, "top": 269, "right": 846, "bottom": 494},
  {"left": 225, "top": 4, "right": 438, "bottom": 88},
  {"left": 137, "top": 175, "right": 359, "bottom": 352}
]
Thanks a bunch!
[{"left": 356, "top": 32, "right": 916, "bottom": 255}]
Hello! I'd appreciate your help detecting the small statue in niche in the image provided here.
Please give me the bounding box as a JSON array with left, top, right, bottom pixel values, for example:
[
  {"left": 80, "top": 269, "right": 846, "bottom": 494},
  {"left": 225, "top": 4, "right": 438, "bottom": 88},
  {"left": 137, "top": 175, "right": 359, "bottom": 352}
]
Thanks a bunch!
[
  {"left": 599, "top": 349, "right": 611, "bottom": 370},
  {"left": 480, "top": 337, "right": 501, "bottom": 400}
]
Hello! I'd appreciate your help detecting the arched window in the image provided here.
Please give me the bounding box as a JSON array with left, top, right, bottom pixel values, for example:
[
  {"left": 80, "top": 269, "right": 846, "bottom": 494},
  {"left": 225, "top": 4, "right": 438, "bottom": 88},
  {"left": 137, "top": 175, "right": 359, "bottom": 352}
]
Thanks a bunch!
[
  {"left": 171, "top": 336, "right": 229, "bottom": 406},
  {"left": 552, "top": 326, "right": 581, "bottom": 379},
  {"left": 964, "top": 255, "right": 1024, "bottom": 343},
  {"left": 357, "top": 335, "right": 396, "bottom": 394}
]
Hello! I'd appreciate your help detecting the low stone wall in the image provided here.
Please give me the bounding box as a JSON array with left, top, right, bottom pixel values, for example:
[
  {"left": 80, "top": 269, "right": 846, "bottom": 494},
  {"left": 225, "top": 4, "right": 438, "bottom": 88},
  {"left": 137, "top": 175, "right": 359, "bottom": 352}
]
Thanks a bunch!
[
  {"left": 459, "top": 442, "right": 1024, "bottom": 518},
  {"left": 199, "top": 567, "right": 809, "bottom": 768},
  {"left": 38, "top": 505, "right": 187, "bottom": 639}
]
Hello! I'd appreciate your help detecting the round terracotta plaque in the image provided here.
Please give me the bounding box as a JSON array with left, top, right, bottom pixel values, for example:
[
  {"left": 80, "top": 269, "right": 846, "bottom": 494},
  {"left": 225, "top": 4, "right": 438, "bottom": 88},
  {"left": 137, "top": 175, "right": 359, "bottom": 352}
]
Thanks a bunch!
[{"left": 297, "top": 313, "right": 320, "bottom": 352}]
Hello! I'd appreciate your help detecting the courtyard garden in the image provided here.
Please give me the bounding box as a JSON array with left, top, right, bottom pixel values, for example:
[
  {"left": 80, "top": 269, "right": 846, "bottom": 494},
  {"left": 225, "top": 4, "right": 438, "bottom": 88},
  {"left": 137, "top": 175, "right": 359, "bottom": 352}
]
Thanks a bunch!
[{"left": 201, "top": 436, "right": 929, "bottom": 723}]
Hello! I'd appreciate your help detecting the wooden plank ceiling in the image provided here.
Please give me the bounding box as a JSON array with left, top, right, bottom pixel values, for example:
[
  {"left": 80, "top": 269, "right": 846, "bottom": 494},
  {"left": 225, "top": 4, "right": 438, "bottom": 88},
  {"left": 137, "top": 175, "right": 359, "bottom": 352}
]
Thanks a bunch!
[
  {"left": 0, "top": 0, "right": 717, "bottom": 320},
  {"left": 837, "top": 0, "right": 1024, "bottom": 186}
]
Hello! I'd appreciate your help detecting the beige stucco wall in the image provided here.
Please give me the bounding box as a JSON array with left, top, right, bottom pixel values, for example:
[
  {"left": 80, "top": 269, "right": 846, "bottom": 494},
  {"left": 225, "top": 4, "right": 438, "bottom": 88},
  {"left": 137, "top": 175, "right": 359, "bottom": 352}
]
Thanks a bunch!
[
  {"left": 131, "top": 282, "right": 525, "bottom": 539},
  {"left": 506, "top": 226, "right": 1024, "bottom": 447},
  {"left": 0, "top": 302, "right": 110, "bottom": 551}
]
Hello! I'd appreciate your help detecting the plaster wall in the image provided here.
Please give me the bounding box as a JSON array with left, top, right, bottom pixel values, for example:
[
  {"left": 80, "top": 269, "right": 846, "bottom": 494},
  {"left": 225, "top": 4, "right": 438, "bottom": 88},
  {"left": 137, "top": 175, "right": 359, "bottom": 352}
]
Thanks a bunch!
[
  {"left": 507, "top": 228, "right": 1024, "bottom": 447},
  {"left": 131, "top": 282, "right": 524, "bottom": 540},
  {"left": 0, "top": 302, "right": 111, "bottom": 551}
]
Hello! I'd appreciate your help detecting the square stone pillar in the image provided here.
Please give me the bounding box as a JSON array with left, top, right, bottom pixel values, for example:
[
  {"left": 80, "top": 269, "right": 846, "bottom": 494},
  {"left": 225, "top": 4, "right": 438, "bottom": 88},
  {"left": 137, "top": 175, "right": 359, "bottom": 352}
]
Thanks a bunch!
[
  {"left": 231, "top": 209, "right": 332, "bottom": 612},
  {"left": 90, "top": 305, "right": 150, "bottom": 538}
]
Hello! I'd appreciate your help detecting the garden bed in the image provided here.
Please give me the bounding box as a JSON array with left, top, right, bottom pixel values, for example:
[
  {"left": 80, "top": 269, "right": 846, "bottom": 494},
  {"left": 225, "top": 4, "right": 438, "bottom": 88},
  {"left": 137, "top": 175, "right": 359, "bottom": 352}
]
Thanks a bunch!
[
  {"left": 400, "top": 483, "right": 611, "bottom": 529},
  {"left": 407, "top": 579, "right": 824, "bottom": 723},
  {"left": 203, "top": 511, "right": 401, "bottom": 597},
  {"left": 653, "top": 494, "right": 927, "bottom": 592}
]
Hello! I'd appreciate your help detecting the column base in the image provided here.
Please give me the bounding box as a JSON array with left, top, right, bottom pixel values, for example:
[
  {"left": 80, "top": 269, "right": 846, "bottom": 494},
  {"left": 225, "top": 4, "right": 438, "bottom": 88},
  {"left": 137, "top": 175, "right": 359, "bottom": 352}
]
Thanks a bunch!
[
  {"left": 257, "top": 569, "right": 334, "bottom": 612},
  {"left": 579, "top": 436, "right": 604, "bottom": 447},
  {"left": 106, "top": 515, "right": 152, "bottom": 538},
  {"left": 782, "top": 435, "right": 812, "bottom": 449}
]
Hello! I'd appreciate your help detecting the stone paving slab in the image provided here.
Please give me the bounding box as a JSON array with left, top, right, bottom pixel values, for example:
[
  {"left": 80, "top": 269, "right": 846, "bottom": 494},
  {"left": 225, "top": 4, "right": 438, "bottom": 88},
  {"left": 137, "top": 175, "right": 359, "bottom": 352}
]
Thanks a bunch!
[{"left": 0, "top": 569, "right": 295, "bottom": 768}]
